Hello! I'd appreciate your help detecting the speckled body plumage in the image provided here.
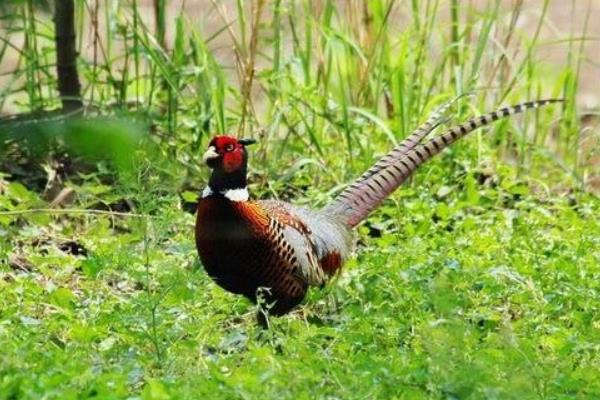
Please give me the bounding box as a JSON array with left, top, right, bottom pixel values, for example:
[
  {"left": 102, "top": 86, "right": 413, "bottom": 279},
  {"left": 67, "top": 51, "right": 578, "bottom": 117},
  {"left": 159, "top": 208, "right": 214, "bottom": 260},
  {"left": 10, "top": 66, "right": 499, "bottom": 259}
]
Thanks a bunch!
[
  {"left": 196, "top": 197, "right": 351, "bottom": 315},
  {"left": 195, "top": 99, "right": 561, "bottom": 317}
]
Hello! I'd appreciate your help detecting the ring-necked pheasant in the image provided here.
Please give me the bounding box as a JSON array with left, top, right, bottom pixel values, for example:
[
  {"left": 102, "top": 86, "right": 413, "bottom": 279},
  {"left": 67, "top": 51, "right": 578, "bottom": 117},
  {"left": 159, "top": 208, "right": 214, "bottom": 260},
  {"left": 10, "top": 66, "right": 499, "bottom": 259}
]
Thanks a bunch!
[{"left": 195, "top": 99, "right": 561, "bottom": 319}]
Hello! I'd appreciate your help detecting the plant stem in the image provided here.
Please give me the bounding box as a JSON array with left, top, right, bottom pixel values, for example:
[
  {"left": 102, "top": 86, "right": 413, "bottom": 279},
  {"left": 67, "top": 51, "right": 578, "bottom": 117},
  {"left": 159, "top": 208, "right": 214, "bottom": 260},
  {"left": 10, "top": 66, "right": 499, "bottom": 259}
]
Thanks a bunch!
[{"left": 54, "top": 0, "right": 83, "bottom": 112}]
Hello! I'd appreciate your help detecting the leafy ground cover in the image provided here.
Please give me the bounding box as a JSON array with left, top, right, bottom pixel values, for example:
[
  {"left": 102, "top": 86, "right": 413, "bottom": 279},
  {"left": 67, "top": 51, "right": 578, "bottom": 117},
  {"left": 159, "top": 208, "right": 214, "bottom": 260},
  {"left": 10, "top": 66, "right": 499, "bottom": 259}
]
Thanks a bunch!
[{"left": 1, "top": 165, "right": 598, "bottom": 399}]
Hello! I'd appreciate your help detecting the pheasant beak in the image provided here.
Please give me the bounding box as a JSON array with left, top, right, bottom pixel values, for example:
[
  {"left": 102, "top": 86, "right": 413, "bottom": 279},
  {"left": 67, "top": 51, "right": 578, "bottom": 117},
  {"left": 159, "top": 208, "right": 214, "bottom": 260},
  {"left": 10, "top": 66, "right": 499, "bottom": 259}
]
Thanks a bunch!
[{"left": 202, "top": 146, "right": 219, "bottom": 163}]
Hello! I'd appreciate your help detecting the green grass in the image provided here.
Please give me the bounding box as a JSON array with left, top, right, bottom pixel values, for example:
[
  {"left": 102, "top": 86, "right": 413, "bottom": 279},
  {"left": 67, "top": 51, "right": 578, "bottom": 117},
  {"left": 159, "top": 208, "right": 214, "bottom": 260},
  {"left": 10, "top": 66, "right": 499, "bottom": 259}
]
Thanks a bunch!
[
  {"left": 1, "top": 176, "right": 599, "bottom": 399},
  {"left": 1, "top": 0, "right": 599, "bottom": 399}
]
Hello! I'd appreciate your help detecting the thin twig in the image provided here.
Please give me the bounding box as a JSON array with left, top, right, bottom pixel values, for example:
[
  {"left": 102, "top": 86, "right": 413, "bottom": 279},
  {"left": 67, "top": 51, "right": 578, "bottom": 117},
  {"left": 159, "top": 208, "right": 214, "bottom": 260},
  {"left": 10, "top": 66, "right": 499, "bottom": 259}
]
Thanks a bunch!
[
  {"left": 239, "top": 0, "right": 266, "bottom": 135},
  {"left": 0, "top": 208, "right": 152, "bottom": 218}
]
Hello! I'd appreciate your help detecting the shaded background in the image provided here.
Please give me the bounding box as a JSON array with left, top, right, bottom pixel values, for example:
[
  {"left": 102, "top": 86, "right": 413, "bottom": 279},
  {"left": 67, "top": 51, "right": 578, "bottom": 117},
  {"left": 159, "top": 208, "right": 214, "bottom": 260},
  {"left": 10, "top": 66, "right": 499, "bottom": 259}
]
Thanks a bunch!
[{"left": 1, "top": 0, "right": 599, "bottom": 114}]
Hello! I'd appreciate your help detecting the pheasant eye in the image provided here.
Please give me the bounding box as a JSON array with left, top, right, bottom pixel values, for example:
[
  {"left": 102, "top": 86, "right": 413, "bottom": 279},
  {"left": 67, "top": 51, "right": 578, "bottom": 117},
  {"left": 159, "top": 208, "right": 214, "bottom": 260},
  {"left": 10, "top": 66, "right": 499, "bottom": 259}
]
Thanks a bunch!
[{"left": 225, "top": 144, "right": 235, "bottom": 152}]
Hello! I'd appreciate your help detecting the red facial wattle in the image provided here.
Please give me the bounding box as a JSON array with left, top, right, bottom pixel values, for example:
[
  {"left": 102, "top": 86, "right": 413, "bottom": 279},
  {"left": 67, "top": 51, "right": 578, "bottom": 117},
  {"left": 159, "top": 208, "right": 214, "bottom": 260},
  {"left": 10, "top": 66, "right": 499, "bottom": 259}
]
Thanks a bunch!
[{"left": 222, "top": 147, "right": 244, "bottom": 172}]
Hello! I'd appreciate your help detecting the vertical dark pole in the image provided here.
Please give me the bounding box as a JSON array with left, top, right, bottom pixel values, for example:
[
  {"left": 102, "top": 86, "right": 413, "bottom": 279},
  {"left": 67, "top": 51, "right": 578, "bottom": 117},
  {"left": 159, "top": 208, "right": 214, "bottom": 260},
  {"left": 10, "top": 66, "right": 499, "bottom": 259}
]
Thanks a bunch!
[
  {"left": 54, "top": 0, "right": 83, "bottom": 112},
  {"left": 154, "top": 0, "right": 166, "bottom": 50}
]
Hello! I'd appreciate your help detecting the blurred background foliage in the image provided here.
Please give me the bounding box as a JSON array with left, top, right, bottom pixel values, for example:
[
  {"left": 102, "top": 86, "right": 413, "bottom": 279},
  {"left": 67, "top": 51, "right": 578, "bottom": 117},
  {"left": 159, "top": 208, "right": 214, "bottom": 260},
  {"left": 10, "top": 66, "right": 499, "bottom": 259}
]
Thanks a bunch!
[{"left": 0, "top": 0, "right": 597, "bottom": 206}]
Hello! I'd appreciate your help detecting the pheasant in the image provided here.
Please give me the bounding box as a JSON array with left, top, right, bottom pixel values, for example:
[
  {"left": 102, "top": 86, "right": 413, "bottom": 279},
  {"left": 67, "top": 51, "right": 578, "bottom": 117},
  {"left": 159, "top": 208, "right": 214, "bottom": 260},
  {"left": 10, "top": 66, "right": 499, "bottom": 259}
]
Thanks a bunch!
[{"left": 195, "top": 99, "right": 561, "bottom": 320}]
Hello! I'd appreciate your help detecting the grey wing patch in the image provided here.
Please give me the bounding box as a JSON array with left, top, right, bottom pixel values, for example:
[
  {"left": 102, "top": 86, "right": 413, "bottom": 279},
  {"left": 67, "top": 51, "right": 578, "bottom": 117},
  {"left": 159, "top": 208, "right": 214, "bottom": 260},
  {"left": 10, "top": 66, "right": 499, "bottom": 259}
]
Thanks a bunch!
[
  {"left": 260, "top": 200, "right": 347, "bottom": 287},
  {"left": 262, "top": 205, "right": 326, "bottom": 287},
  {"left": 280, "top": 224, "right": 327, "bottom": 287},
  {"left": 259, "top": 200, "right": 353, "bottom": 286},
  {"left": 285, "top": 205, "right": 353, "bottom": 264}
]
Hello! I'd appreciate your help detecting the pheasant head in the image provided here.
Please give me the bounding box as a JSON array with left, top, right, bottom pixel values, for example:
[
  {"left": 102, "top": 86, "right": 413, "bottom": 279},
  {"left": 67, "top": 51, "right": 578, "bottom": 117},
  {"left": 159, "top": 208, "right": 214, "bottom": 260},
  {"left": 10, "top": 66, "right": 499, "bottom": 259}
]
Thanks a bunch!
[{"left": 202, "top": 135, "right": 256, "bottom": 200}]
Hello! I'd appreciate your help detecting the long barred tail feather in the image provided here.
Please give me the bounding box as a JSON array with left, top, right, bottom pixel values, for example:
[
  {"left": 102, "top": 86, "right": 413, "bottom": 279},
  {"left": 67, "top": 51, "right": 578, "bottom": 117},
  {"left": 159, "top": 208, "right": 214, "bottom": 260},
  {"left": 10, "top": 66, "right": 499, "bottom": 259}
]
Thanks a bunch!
[
  {"left": 325, "top": 99, "right": 563, "bottom": 227},
  {"left": 350, "top": 96, "right": 472, "bottom": 188}
]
